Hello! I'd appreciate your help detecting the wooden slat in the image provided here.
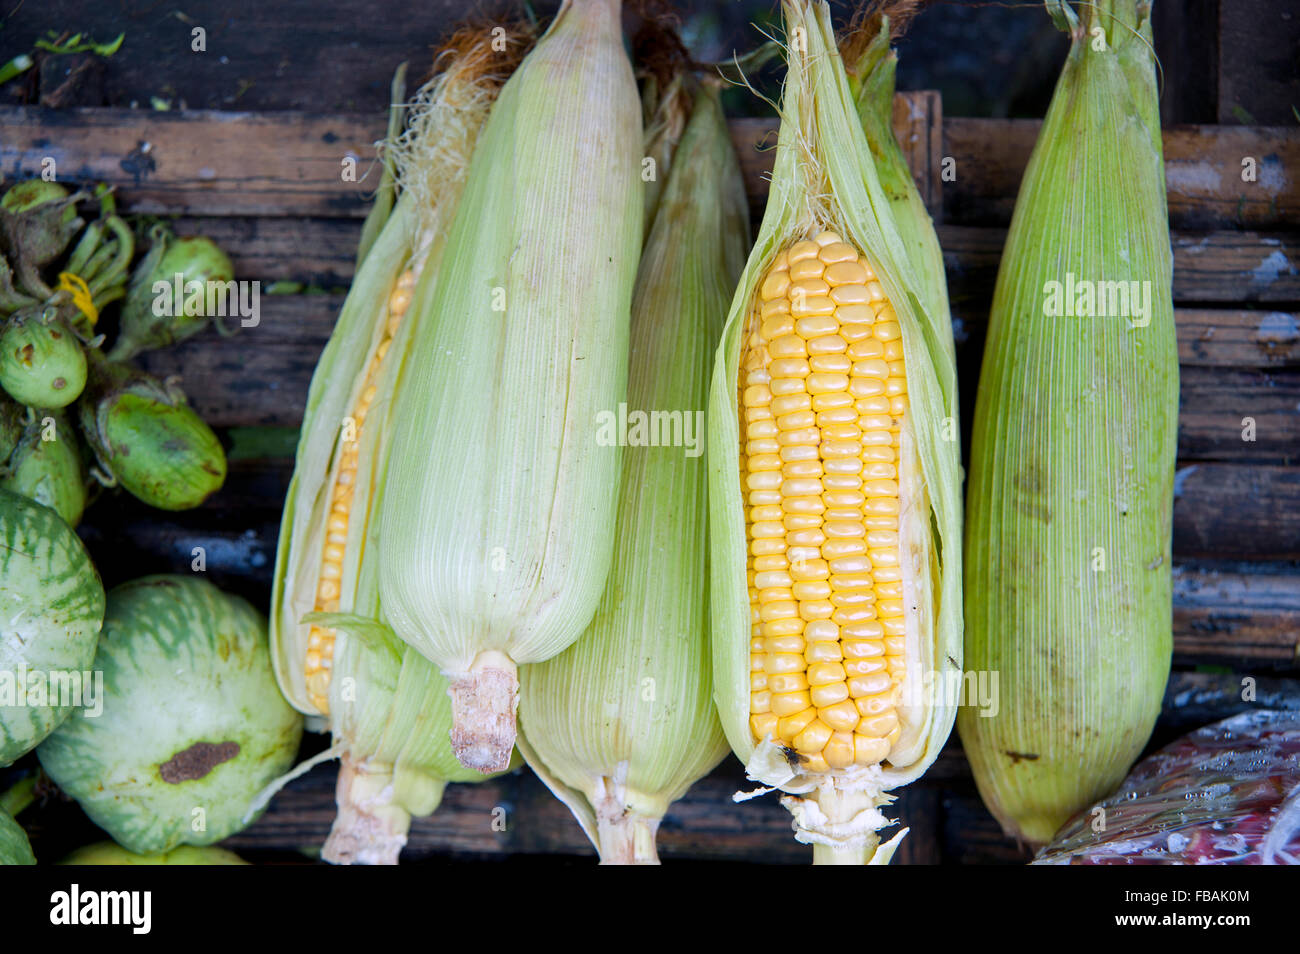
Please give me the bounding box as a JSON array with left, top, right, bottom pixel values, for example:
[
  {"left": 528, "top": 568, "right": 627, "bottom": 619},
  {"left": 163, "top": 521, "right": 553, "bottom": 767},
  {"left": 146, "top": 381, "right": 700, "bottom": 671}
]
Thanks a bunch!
[
  {"left": 135, "top": 296, "right": 1300, "bottom": 468},
  {"left": 1172, "top": 563, "right": 1300, "bottom": 665},
  {"left": 0, "top": 97, "right": 934, "bottom": 222},
  {"left": 1176, "top": 366, "right": 1300, "bottom": 463},
  {"left": 1173, "top": 464, "right": 1300, "bottom": 559},
  {"left": 942, "top": 118, "right": 1300, "bottom": 229},
  {"left": 173, "top": 216, "right": 360, "bottom": 286},
  {"left": 0, "top": 107, "right": 384, "bottom": 217},
  {"left": 1157, "top": 670, "right": 1300, "bottom": 741},
  {"left": 939, "top": 225, "right": 1300, "bottom": 306},
  {"left": 7, "top": 108, "right": 1295, "bottom": 232},
  {"left": 891, "top": 90, "right": 943, "bottom": 217},
  {"left": 1172, "top": 231, "right": 1300, "bottom": 304},
  {"left": 1177, "top": 308, "right": 1300, "bottom": 368},
  {"left": 183, "top": 217, "right": 1300, "bottom": 310}
]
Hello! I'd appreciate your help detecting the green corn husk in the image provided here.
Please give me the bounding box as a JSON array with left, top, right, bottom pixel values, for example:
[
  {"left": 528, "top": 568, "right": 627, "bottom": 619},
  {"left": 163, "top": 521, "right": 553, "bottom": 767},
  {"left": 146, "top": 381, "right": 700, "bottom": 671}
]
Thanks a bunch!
[
  {"left": 269, "top": 24, "right": 533, "bottom": 864},
  {"left": 707, "top": 0, "right": 963, "bottom": 864},
  {"left": 843, "top": 17, "right": 954, "bottom": 375},
  {"left": 957, "top": 0, "right": 1177, "bottom": 847},
  {"left": 377, "top": 0, "right": 643, "bottom": 774},
  {"left": 516, "top": 77, "right": 748, "bottom": 865}
]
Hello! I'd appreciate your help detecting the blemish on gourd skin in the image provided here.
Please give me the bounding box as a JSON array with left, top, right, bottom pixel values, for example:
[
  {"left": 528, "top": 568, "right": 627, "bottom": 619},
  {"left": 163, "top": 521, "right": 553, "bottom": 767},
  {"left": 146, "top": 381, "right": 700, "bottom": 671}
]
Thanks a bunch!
[{"left": 159, "top": 740, "right": 239, "bottom": 783}]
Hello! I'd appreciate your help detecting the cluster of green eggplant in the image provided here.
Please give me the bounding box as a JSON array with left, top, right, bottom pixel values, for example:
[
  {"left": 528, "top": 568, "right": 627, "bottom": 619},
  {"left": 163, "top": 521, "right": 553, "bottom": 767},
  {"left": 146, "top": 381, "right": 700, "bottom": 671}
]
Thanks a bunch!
[{"left": 0, "top": 178, "right": 234, "bottom": 519}]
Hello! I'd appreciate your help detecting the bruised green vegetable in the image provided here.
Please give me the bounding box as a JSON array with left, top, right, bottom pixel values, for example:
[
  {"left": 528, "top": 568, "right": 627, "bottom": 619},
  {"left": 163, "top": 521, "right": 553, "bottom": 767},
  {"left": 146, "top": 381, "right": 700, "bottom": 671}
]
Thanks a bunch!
[
  {"left": 78, "top": 354, "right": 226, "bottom": 510},
  {"left": 0, "top": 181, "right": 83, "bottom": 269},
  {"left": 0, "top": 395, "right": 24, "bottom": 463},
  {"left": 0, "top": 804, "right": 34, "bottom": 865},
  {"left": 59, "top": 841, "right": 248, "bottom": 865},
  {"left": 38, "top": 575, "right": 303, "bottom": 853},
  {"left": 0, "top": 411, "right": 88, "bottom": 526},
  {"left": 109, "top": 229, "right": 236, "bottom": 361},
  {"left": 0, "top": 488, "right": 105, "bottom": 766},
  {"left": 0, "top": 305, "right": 87, "bottom": 408}
]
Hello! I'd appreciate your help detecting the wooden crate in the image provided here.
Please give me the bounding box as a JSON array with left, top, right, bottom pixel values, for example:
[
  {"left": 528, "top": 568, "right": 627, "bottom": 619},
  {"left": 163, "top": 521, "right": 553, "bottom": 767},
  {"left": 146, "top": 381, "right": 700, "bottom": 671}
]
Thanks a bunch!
[{"left": 1, "top": 88, "right": 1297, "bottom": 864}]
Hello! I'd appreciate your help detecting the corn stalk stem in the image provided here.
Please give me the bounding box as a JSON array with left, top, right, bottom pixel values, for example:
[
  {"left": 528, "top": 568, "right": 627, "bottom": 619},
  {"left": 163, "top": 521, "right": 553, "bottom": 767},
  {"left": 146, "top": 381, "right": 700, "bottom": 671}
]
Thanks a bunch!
[
  {"left": 812, "top": 837, "right": 879, "bottom": 865},
  {"left": 803, "top": 783, "right": 891, "bottom": 865},
  {"left": 595, "top": 810, "right": 661, "bottom": 865},
  {"left": 448, "top": 650, "right": 518, "bottom": 773},
  {"left": 322, "top": 754, "right": 424, "bottom": 865}
]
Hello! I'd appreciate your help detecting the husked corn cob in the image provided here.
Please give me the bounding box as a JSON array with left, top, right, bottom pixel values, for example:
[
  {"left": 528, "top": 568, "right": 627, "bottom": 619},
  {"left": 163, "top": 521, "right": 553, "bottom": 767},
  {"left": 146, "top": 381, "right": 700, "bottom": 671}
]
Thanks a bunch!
[
  {"left": 518, "top": 76, "right": 746, "bottom": 864},
  {"left": 377, "top": 0, "right": 642, "bottom": 774},
  {"left": 709, "top": 0, "right": 962, "bottom": 865},
  {"left": 740, "top": 231, "right": 917, "bottom": 772},
  {"left": 958, "top": 0, "right": 1177, "bottom": 846}
]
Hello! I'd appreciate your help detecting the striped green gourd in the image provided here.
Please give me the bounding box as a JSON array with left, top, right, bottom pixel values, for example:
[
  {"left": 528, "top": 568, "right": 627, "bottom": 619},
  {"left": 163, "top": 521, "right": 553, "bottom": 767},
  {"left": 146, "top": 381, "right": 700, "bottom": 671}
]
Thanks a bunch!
[
  {"left": 0, "top": 488, "right": 104, "bottom": 766},
  {"left": 0, "top": 804, "right": 34, "bottom": 865},
  {"left": 38, "top": 576, "right": 303, "bottom": 853}
]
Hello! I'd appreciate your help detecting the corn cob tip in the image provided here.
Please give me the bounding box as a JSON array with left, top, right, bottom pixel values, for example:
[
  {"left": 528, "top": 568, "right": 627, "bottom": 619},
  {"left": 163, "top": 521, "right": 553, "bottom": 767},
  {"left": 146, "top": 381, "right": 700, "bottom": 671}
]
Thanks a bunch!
[
  {"left": 449, "top": 651, "right": 519, "bottom": 773},
  {"left": 322, "top": 755, "right": 417, "bottom": 865}
]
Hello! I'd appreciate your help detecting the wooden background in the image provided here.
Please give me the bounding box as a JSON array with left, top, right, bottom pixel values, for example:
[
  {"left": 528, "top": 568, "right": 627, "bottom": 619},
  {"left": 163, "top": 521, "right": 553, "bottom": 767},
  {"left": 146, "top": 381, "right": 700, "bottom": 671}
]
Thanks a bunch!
[{"left": 0, "top": 1, "right": 1297, "bottom": 864}]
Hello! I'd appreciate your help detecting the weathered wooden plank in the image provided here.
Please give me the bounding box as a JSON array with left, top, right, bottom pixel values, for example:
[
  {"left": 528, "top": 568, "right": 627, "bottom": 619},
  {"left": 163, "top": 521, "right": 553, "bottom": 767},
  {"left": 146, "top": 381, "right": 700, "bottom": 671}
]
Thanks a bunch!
[
  {"left": 183, "top": 218, "right": 1300, "bottom": 311},
  {"left": 942, "top": 119, "right": 1300, "bottom": 229},
  {"left": 172, "top": 216, "right": 360, "bottom": 286},
  {"left": 1175, "top": 366, "right": 1299, "bottom": 464},
  {"left": 1173, "top": 463, "right": 1300, "bottom": 559},
  {"left": 1172, "top": 231, "right": 1300, "bottom": 304},
  {"left": 0, "top": 107, "right": 384, "bottom": 217},
  {"left": 1157, "top": 670, "right": 1300, "bottom": 741},
  {"left": 1177, "top": 308, "right": 1300, "bottom": 368},
  {"left": 6, "top": 107, "right": 1296, "bottom": 231},
  {"left": 891, "top": 90, "right": 943, "bottom": 218},
  {"left": 0, "top": 97, "right": 933, "bottom": 221},
  {"left": 1171, "top": 562, "right": 1300, "bottom": 666},
  {"left": 134, "top": 297, "right": 1300, "bottom": 467},
  {"left": 939, "top": 225, "right": 1300, "bottom": 307}
]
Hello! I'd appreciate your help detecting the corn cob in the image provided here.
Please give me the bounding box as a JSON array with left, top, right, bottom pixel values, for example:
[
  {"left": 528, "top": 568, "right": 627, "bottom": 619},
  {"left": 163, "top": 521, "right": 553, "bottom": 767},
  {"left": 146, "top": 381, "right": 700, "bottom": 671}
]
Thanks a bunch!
[
  {"left": 957, "top": 0, "right": 1177, "bottom": 846},
  {"left": 269, "top": 25, "right": 531, "bottom": 863},
  {"left": 376, "top": 0, "right": 642, "bottom": 774},
  {"left": 517, "top": 76, "right": 747, "bottom": 865},
  {"left": 709, "top": 0, "right": 962, "bottom": 864}
]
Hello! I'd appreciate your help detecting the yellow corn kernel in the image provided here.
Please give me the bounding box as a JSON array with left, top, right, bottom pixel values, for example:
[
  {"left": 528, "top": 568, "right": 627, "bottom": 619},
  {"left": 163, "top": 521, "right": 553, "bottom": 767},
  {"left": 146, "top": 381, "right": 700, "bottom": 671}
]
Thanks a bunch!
[{"left": 739, "top": 236, "right": 909, "bottom": 770}]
